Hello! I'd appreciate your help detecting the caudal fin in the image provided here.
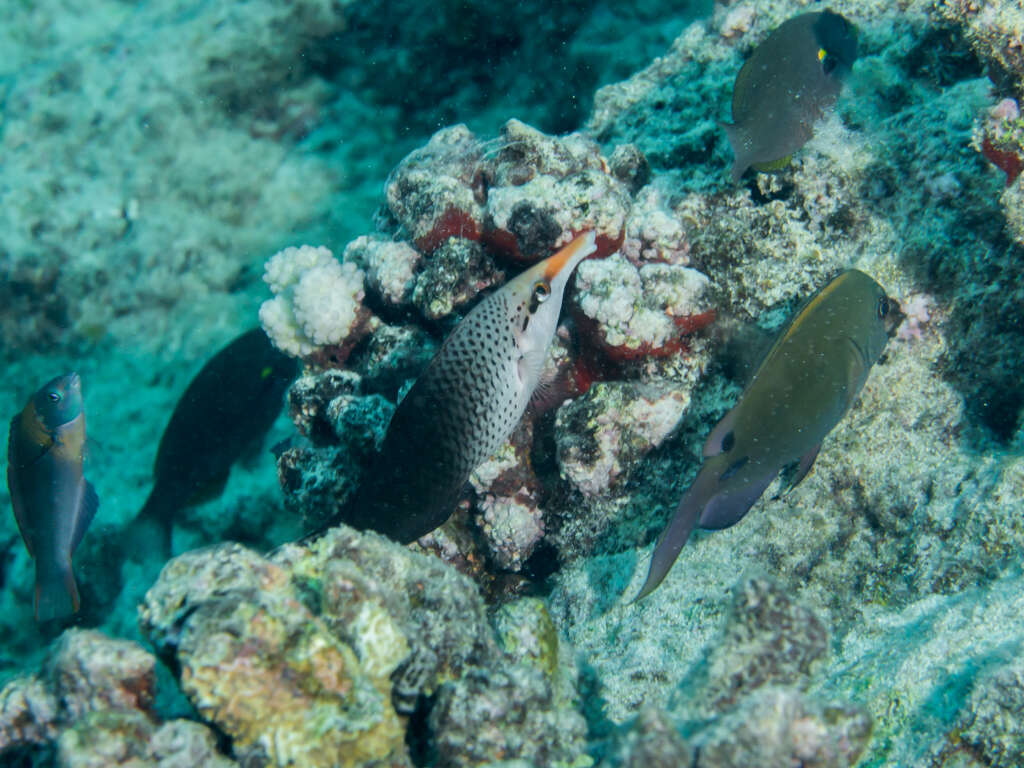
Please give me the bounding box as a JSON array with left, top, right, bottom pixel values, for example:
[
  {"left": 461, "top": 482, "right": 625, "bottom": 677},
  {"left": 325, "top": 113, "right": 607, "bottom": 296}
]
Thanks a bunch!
[{"left": 35, "top": 556, "right": 79, "bottom": 622}]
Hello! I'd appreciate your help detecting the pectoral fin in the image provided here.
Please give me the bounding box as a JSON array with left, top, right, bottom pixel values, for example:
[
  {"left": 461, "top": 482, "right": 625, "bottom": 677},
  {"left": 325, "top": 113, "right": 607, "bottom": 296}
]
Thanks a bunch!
[
  {"left": 7, "top": 465, "right": 31, "bottom": 558},
  {"left": 70, "top": 480, "right": 99, "bottom": 553}
]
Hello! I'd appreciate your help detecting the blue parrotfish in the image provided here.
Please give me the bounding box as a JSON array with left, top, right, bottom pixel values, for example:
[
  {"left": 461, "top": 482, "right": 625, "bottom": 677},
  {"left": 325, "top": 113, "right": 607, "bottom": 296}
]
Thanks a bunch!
[
  {"left": 722, "top": 9, "right": 858, "bottom": 182},
  {"left": 635, "top": 269, "right": 903, "bottom": 600},
  {"left": 7, "top": 373, "right": 99, "bottom": 621},
  {"left": 350, "top": 230, "right": 598, "bottom": 543}
]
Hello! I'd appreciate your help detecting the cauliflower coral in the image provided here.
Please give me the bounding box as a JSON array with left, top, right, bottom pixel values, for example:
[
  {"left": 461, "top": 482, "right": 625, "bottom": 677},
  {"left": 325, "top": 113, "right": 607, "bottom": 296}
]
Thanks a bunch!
[{"left": 259, "top": 245, "right": 367, "bottom": 358}]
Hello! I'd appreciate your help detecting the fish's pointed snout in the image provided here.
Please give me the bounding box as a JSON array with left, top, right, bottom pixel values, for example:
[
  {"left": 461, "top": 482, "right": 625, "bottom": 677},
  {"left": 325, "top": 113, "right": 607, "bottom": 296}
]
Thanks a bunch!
[{"left": 543, "top": 230, "right": 598, "bottom": 281}]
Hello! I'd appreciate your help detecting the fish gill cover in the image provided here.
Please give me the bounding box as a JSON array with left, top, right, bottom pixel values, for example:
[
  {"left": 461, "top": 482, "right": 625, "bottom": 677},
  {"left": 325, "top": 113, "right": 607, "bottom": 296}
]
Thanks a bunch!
[{"left": 0, "top": 1, "right": 1023, "bottom": 767}]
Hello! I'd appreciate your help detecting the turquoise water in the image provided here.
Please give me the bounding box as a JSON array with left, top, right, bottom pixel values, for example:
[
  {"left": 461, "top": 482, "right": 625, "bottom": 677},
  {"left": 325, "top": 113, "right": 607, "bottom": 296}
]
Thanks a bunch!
[{"left": 1, "top": 1, "right": 1023, "bottom": 766}]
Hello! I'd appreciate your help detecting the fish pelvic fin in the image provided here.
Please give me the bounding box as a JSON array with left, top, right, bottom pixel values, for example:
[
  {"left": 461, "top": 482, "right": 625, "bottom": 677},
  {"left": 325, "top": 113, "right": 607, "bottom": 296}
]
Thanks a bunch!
[
  {"left": 719, "top": 121, "right": 751, "bottom": 183},
  {"left": 34, "top": 555, "right": 79, "bottom": 622},
  {"left": 633, "top": 469, "right": 715, "bottom": 602},
  {"left": 698, "top": 465, "right": 778, "bottom": 529}
]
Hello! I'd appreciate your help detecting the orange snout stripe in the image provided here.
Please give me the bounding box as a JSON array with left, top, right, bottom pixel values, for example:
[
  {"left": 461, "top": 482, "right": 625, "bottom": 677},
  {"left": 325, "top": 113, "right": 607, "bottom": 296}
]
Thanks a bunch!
[{"left": 543, "top": 231, "right": 596, "bottom": 280}]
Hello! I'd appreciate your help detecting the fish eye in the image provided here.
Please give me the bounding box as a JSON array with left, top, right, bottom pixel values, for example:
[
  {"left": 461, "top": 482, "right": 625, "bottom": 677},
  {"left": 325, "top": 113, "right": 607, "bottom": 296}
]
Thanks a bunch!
[
  {"left": 877, "top": 297, "right": 890, "bottom": 318},
  {"left": 532, "top": 281, "right": 550, "bottom": 303},
  {"left": 48, "top": 391, "right": 61, "bottom": 403}
]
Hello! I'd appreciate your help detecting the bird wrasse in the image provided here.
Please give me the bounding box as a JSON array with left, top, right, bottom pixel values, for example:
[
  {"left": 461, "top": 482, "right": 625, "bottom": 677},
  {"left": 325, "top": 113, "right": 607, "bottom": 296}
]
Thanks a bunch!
[
  {"left": 722, "top": 10, "right": 858, "bottom": 183},
  {"left": 131, "top": 328, "right": 297, "bottom": 558},
  {"left": 7, "top": 373, "right": 98, "bottom": 621},
  {"left": 350, "top": 230, "right": 597, "bottom": 543},
  {"left": 635, "top": 270, "right": 903, "bottom": 600}
]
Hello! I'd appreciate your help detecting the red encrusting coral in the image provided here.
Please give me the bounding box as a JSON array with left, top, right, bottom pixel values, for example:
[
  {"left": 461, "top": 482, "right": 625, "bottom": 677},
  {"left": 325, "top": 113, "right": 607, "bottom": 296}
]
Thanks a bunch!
[
  {"left": 571, "top": 308, "right": 716, "bottom": 366},
  {"left": 484, "top": 227, "right": 625, "bottom": 264},
  {"left": 414, "top": 207, "right": 483, "bottom": 253},
  {"left": 981, "top": 137, "right": 1023, "bottom": 186}
]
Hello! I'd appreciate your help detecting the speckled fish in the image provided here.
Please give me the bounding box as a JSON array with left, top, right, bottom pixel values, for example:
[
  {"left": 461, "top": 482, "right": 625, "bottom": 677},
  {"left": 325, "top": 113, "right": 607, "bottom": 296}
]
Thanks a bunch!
[
  {"left": 351, "top": 230, "right": 597, "bottom": 543},
  {"left": 636, "top": 270, "right": 902, "bottom": 600},
  {"left": 722, "top": 9, "right": 858, "bottom": 183},
  {"left": 132, "top": 328, "right": 298, "bottom": 556},
  {"left": 7, "top": 373, "right": 98, "bottom": 621}
]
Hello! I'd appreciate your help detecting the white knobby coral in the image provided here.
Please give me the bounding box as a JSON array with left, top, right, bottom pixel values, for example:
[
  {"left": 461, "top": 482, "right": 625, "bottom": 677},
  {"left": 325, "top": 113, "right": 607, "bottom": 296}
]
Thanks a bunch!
[
  {"left": 574, "top": 252, "right": 710, "bottom": 353},
  {"left": 259, "top": 244, "right": 366, "bottom": 357}
]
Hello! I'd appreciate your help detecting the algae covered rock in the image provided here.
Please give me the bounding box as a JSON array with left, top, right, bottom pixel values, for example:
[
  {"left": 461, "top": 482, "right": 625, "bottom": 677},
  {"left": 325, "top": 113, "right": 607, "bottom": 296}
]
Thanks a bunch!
[
  {"left": 273, "top": 524, "right": 496, "bottom": 710},
  {"left": 430, "top": 597, "right": 589, "bottom": 767},
  {"left": 139, "top": 528, "right": 592, "bottom": 768},
  {"left": 605, "top": 708, "right": 692, "bottom": 768},
  {"left": 140, "top": 543, "right": 408, "bottom": 767},
  {"left": 694, "top": 688, "right": 871, "bottom": 768},
  {"left": 57, "top": 711, "right": 236, "bottom": 768},
  {"left": 551, "top": 379, "right": 695, "bottom": 560},
  {"left": 699, "top": 577, "right": 830, "bottom": 712},
  {"left": 954, "top": 655, "right": 1024, "bottom": 767},
  {"left": 0, "top": 629, "right": 226, "bottom": 765}
]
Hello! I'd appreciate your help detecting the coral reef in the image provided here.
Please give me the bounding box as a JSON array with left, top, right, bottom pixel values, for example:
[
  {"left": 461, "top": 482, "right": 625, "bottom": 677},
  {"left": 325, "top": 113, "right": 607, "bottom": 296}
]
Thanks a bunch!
[
  {"left": 4, "top": 0, "right": 1024, "bottom": 765},
  {"left": 693, "top": 688, "right": 871, "bottom": 768},
  {"left": 259, "top": 244, "right": 370, "bottom": 361},
  {"left": 935, "top": 0, "right": 1024, "bottom": 98},
  {"left": 0, "top": 630, "right": 230, "bottom": 766},
  {"left": 951, "top": 655, "right": 1024, "bottom": 767},
  {"left": 605, "top": 708, "right": 692, "bottom": 768},
  {"left": 140, "top": 543, "right": 408, "bottom": 767},
  {"left": 385, "top": 119, "right": 628, "bottom": 265},
  {"left": 136, "top": 526, "right": 587, "bottom": 766},
  {"left": 571, "top": 254, "right": 712, "bottom": 361},
  {"left": 696, "top": 578, "right": 830, "bottom": 713}
]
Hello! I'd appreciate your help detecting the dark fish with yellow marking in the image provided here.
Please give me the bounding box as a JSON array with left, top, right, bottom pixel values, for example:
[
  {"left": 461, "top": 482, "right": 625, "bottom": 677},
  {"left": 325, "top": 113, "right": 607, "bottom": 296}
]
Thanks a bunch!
[
  {"left": 132, "top": 328, "right": 297, "bottom": 556},
  {"left": 351, "top": 231, "right": 597, "bottom": 543},
  {"left": 722, "top": 10, "right": 858, "bottom": 183},
  {"left": 636, "top": 270, "right": 903, "bottom": 600},
  {"left": 7, "top": 373, "right": 98, "bottom": 621}
]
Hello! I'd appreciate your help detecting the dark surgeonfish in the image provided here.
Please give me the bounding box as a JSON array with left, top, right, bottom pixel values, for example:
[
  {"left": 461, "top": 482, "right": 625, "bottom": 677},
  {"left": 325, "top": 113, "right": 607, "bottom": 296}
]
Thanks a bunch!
[
  {"left": 635, "top": 270, "right": 903, "bottom": 600},
  {"left": 132, "top": 328, "right": 298, "bottom": 555},
  {"left": 7, "top": 373, "right": 98, "bottom": 621},
  {"left": 722, "top": 9, "right": 858, "bottom": 182},
  {"left": 351, "top": 231, "right": 597, "bottom": 543}
]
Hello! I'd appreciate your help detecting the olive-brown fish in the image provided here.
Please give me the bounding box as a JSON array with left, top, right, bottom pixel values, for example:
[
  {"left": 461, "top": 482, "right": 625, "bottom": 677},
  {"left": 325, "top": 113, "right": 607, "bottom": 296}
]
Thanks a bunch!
[
  {"left": 7, "top": 373, "right": 98, "bottom": 621},
  {"left": 636, "top": 270, "right": 902, "bottom": 600},
  {"left": 350, "top": 230, "right": 597, "bottom": 543},
  {"left": 131, "top": 328, "right": 297, "bottom": 558},
  {"left": 723, "top": 9, "right": 858, "bottom": 183}
]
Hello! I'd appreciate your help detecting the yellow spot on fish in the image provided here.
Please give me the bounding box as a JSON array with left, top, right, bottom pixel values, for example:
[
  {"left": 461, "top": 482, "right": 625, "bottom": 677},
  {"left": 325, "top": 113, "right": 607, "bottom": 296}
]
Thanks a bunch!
[
  {"left": 818, "top": 48, "right": 827, "bottom": 61},
  {"left": 261, "top": 366, "right": 272, "bottom": 379}
]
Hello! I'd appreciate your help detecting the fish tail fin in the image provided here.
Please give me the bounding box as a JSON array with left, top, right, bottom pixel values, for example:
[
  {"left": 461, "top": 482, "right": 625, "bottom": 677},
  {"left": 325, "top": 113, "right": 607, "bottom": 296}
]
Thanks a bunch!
[
  {"left": 125, "top": 493, "right": 173, "bottom": 562},
  {"left": 632, "top": 470, "right": 714, "bottom": 602},
  {"left": 719, "top": 121, "right": 751, "bottom": 183},
  {"left": 34, "top": 556, "right": 79, "bottom": 622}
]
